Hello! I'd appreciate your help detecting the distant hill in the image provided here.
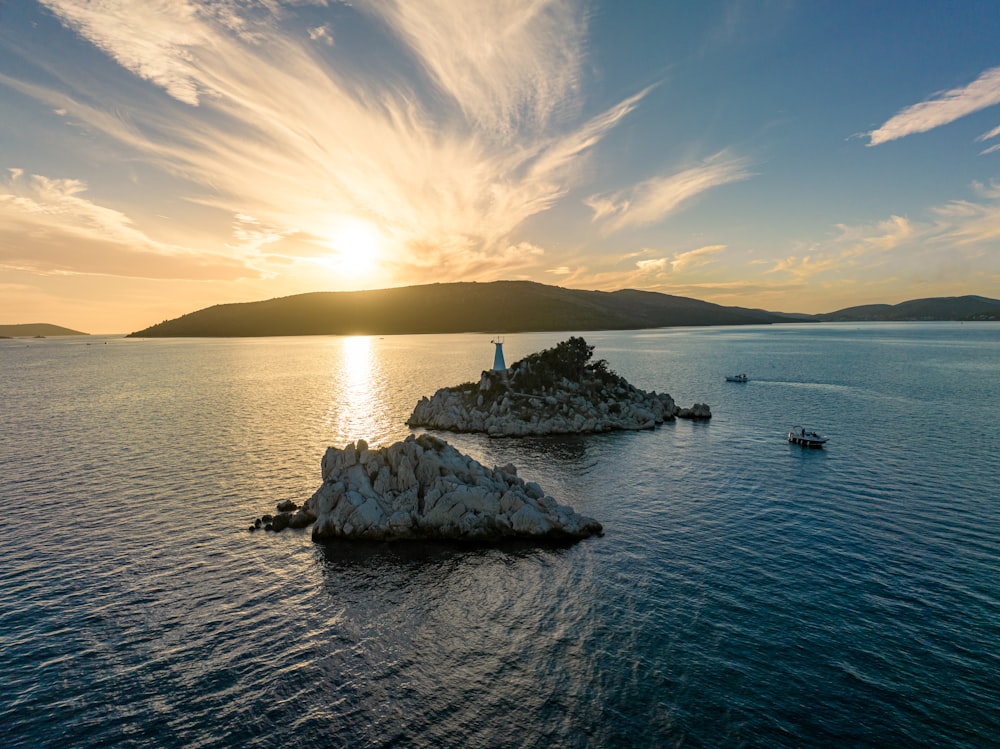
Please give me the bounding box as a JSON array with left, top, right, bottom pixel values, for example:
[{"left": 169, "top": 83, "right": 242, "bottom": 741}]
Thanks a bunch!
[
  {"left": 0, "top": 323, "right": 88, "bottom": 337},
  {"left": 128, "top": 281, "right": 803, "bottom": 337},
  {"left": 820, "top": 295, "right": 1000, "bottom": 322}
]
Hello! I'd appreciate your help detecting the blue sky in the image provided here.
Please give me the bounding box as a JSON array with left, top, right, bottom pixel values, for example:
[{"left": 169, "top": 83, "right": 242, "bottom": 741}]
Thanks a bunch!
[{"left": 1, "top": 0, "right": 998, "bottom": 332}]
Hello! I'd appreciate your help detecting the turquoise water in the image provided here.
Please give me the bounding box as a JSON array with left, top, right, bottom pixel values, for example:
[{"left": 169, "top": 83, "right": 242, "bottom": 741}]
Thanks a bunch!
[{"left": 2, "top": 323, "right": 998, "bottom": 747}]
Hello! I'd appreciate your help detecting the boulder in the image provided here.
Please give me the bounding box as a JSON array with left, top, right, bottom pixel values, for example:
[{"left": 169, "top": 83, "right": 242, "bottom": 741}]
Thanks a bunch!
[
  {"left": 677, "top": 402, "right": 712, "bottom": 420},
  {"left": 288, "top": 508, "right": 314, "bottom": 529},
  {"left": 303, "top": 435, "right": 602, "bottom": 543}
]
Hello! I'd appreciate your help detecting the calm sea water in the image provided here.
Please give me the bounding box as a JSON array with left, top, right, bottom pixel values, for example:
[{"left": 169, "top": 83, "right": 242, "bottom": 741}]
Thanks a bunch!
[{"left": 2, "top": 323, "right": 998, "bottom": 748}]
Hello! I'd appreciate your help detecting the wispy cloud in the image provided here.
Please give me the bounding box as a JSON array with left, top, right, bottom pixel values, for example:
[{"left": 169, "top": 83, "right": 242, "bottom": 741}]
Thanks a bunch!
[
  {"left": 868, "top": 66, "right": 1000, "bottom": 146},
  {"left": 37, "top": 0, "right": 208, "bottom": 106},
  {"left": 668, "top": 244, "right": 726, "bottom": 272},
  {"left": 766, "top": 215, "right": 923, "bottom": 287},
  {"left": 0, "top": 168, "right": 253, "bottom": 279},
  {"left": 531, "top": 243, "right": 731, "bottom": 298},
  {"left": 634, "top": 244, "right": 725, "bottom": 274},
  {"left": 832, "top": 215, "right": 915, "bottom": 251},
  {"left": 564, "top": 182, "right": 1000, "bottom": 310},
  {"left": 978, "top": 123, "right": 1000, "bottom": 142},
  {"left": 931, "top": 181, "right": 1000, "bottom": 245},
  {"left": 15, "top": 0, "right": 651, "bottom": 285},
  {"left": 363, "top": 0, "right": 586, "bottom": 138},
  {"left": 977, "top": 123, "right": 1000, "bottom": 155},
  {"left": 308, "top": 25, "right": 333, "bottom": 46},
  {"left": 585, "top": 152, "right": 752, "bottom": 233},
  {"left": 769, "top": 185, "right": 1000, "bottom": 292},
  {"left": 546, "top": 265, "right": 573, "bottom": 276}
]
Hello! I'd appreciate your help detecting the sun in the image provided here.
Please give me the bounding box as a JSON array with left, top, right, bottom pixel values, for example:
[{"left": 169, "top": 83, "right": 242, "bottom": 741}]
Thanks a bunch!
[{"left": 323, "top": 218, "right": 384, "bottom": 276}]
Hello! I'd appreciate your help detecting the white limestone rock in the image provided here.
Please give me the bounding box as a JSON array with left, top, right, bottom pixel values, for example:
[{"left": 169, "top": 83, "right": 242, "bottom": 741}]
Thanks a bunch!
[{"left": 303, "top": 434, "right": 602, "bottom": 543}]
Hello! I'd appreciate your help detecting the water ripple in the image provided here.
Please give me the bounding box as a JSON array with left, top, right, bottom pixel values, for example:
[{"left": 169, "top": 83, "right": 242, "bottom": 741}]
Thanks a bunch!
[{"left": 2, "top": 326, "right": 999, "bottom": 747}]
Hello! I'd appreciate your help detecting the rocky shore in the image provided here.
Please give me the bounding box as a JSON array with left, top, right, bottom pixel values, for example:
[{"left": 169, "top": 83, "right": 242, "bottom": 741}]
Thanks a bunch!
[
  {"left": 249, "top": 434, "right": 602, "bottom": 542},
  {"left": 407, "top": 337, "right": 710, "bottom": 436}
]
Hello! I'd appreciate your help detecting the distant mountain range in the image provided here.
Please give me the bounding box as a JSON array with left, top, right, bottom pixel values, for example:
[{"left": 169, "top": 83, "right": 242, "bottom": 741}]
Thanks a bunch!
[
  {"left": 0, "top": 323, "right": 88, "bottom": 338},
  {"left": 127, "top": 281, "right": 803, "bottom": 337},
  {"left": 816, "top": 295, "right": 1000, "bottom": 322},
  {"left": 125, "top": 282, "right": 999, "bottom": 338}
]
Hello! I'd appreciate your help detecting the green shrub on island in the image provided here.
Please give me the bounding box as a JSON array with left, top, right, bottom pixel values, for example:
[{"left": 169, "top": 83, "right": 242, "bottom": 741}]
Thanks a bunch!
[{"left": 507, "top": 336, "right": 624, "bottom": 394}]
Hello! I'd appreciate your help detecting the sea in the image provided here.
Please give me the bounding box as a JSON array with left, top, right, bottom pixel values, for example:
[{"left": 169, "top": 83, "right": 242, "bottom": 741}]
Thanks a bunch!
[{"left": 2, "top": 322, "right": 998, "bottom": 748}]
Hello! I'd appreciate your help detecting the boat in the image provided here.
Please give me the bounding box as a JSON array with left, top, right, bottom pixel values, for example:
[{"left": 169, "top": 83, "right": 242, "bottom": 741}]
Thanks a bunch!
[
  {"left": 788, "top": 426, "right": 827, "bottom": 447},
  {"left": 725, "top": 373, "right": 748, "bottom": 382}
]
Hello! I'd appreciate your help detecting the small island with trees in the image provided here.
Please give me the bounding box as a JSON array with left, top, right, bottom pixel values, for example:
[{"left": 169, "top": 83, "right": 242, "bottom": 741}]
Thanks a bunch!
[{"left": 408, "top": 336, "right": 710, "bottom": 436}]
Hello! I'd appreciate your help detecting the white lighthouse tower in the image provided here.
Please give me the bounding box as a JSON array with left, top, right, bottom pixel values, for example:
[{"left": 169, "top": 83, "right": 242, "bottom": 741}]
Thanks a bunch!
[{"left": 491, "top": 336, "right": 506, "bottom": 371}]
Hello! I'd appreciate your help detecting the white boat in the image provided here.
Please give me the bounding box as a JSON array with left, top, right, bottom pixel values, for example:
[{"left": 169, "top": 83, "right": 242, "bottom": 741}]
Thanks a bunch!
[
  {"left": 725, "top": 373, "right": 748, "bottom": 382},
  {"left": 788, "top": 426, "right": 827, "bottom": 447}
]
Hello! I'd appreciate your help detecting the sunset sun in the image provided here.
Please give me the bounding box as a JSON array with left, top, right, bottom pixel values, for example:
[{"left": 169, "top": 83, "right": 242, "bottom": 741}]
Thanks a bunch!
[{"left": 322, "top": 218, "right": 384, "bottom": 277}]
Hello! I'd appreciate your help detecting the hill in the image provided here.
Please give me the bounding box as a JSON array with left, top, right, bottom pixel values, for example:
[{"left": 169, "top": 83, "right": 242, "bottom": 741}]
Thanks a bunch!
[
  {"left": 820, "top": 295, "right": 1000, "bottom": 322},
  {"left": 128, "top": 281, "right": 802, "bottom": 337},
  {"left": 0, "top": 323, "right": 88, "bottom": 337}
]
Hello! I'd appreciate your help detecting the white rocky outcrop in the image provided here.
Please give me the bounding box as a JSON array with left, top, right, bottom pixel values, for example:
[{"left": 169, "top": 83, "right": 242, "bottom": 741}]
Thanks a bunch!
[
  {"left": 297, "top": 435, "right": 602, "bottom": 542},
  {"left": 407, "top": 337, "right": 711, "bottom": 436}
]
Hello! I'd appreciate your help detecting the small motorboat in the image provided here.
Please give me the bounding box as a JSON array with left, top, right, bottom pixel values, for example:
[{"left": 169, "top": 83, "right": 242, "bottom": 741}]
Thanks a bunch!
[
  {"left": 788, "top": 426, "right": 827, "bottom": 447},
  {"left": 725, "top": 373, "right": 748, "bottom": 382}
]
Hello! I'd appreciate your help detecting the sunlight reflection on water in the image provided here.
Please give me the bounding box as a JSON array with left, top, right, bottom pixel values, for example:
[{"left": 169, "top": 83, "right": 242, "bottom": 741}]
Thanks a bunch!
[{"left": 323, "top": 336, "right": 398, "bottom": 447}]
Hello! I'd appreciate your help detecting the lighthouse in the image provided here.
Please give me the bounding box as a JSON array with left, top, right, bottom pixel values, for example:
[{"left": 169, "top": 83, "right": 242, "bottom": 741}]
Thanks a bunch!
[{"left": 491, "top": 336, "right": 506, "bottom": 371}]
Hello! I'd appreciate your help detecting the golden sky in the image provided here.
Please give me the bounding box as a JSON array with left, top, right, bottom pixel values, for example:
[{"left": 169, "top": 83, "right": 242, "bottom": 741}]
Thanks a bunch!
[{"left": 1, "top": 1, "right": 999, "bottom": 332}]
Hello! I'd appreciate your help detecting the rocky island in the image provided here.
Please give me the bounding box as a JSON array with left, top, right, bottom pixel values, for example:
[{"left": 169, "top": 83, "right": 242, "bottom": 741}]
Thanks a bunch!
[
  {"left": 248, "top": 338, "right": 711, "bottom": 543},
  {"left": 407, "top": 336, "right": 710, "bottom": 436},
  {"left": 250, "top": 434, "right": 602, "bottom": 542}
]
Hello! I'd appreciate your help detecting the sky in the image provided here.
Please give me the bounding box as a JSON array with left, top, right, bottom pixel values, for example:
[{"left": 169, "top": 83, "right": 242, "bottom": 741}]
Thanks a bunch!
[{"left": 1, "top": 1, "right": 999, "bottom": 333}]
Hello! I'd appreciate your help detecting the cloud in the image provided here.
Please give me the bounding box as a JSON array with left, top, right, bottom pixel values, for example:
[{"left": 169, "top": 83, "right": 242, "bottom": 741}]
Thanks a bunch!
[
  {"left": 308, "top": 25, "right": 333, "bottom": 45},
  {"left": 37, "top": 0, "right": 207, "bottom": 106},
  {"left": 585, "top": 152, "right": 752, "bottom": 233},
  {"left": 768, "top": 185, "right": 1000, "bottom": 290},
  {"left": 833, "top": 215, "right": 915, "bottom": 251},
  {"left": 0, "top": 169, "right": 254, "bottom": 279},
  {"left": 977, "top": 124, "right": 1000, "bottom": 155},
  {"left": 543, "top": 182, "right": 1000, "bottom": 313},
  {"left": 635, "top": 257, "right": 669, "bottom": 272},
  {"left": 767, "top": 215, "right": 922, "bottom": 285},
  {"left": 227, "top": 213, "right": 288, "bottom": 253},
  {"left": 978, "top": 123, "right": 1000, "bottom": 142},
  {"left": 932, "top": 195, "right": 1000, "bottom": 246},
  {"left": 867, "top": 66, "right": 1000, "bottom": 146},
  {"left": 971, "top": 180, "right": 1000, "bottom": 200},
  {"left": 669, "top": 244, "right": 726, "bottom": 272},
  {"left": 14, "top": 0, "right": 652, "bottom": 286},
  {"left": 532, "top": 243, "right": 731, "bottom": 298},
  {"left": 364, "top": 0, "right": 585, "bottom": 138},
  {"left": 387, "top": 238, "right": 546, "bottom": 286},
  {"left": 633, "top": 244, "right": 725, "bottom": 275}
]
